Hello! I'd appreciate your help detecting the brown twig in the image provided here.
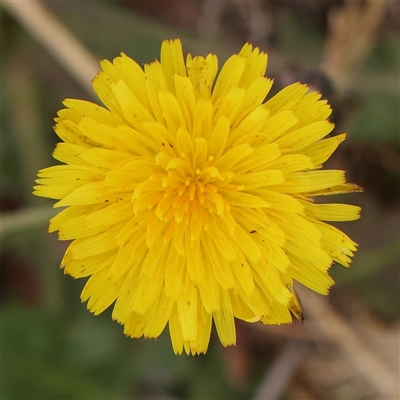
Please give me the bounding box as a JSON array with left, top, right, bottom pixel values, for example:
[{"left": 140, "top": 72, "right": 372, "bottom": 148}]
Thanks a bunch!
[
  {"left": 298, "top": 287, "right": 399, "bottom": 399},
  {"left": 253, "top": 340, "right": 312, "bottom": 400},
  {"left": 1, "top": 206, "right": 57, "bottom": 240},
  {"left": 322, "top": 0, "right": 388, "bottom": 90},
  {"left": 2, "top": 0, "right": 99, "bottom": 94}
]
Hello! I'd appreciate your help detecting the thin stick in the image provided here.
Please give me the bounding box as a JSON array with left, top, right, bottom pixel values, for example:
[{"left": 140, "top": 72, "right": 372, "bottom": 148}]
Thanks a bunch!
[
  {"left": 1, "top": 206, "right": 57, "bottom": 239},
  {"left": 298, "top": 287, "right": 399, "bottom": 399},
  {"left": 2, "top": 0, "right": 99, "bottom": 94},
  {"left": 322, "top": 0, "right": 388, "bottom": 89},
  {"left": 253, "top": 340, "right": 311, "bottom": 400}
]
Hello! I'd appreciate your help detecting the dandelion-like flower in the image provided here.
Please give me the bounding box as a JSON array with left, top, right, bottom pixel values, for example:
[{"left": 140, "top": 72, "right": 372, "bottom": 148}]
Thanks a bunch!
[{"left": 34, "top": 39, "right": 361, "bottom": 355}]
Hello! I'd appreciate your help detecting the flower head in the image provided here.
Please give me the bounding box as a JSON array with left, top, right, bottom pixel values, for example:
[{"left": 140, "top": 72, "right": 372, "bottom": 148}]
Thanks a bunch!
[{"left": 34, "top": 39, "right": 361, "bottom": 355}]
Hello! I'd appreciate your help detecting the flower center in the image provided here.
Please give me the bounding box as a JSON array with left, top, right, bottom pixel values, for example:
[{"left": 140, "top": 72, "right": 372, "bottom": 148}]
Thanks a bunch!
[{"left": 152, "top": 151, "right": 228, "bottom": 225}]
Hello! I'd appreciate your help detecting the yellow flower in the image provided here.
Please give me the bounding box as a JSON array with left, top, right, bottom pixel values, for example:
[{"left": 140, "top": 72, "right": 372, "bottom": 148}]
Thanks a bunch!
[{"left": 34, "top": 39, "right": 361, "bottom": 355}]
